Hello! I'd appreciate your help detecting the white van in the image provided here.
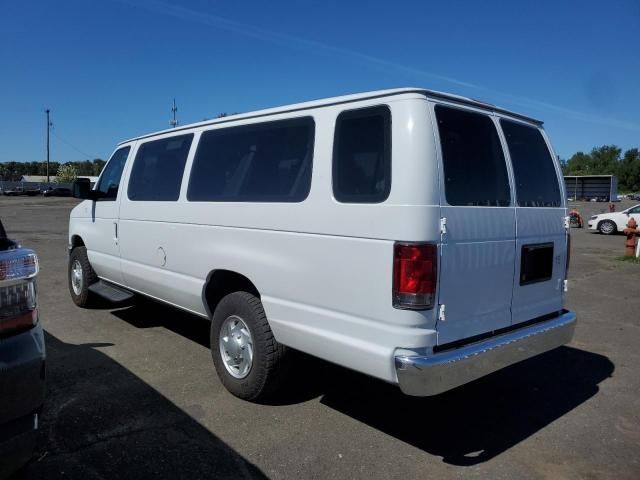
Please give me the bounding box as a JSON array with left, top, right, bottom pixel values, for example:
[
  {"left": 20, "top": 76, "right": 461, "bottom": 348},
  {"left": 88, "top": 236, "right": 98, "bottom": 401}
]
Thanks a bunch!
[{"left": 68, "top": 88, "right": 576, "bottom": 401}]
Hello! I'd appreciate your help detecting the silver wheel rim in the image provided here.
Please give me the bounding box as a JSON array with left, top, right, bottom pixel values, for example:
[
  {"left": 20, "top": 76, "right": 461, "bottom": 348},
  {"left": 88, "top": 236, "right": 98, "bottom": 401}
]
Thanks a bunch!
[
  {"left": 71, "top": 259, "right": 83, "bottom": 296},
  {"left": 219, "top": 315, "right": 254, "bottom": 379},
  {"left": 601, "top": 222, "right": 614, "bottom": 234}
]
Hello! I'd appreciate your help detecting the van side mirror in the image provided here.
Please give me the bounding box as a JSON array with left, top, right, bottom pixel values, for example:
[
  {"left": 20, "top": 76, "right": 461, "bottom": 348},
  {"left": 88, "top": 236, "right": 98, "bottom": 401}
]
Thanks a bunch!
[{"left": 73, "top": 178, "right": 93, "bottom": 199}]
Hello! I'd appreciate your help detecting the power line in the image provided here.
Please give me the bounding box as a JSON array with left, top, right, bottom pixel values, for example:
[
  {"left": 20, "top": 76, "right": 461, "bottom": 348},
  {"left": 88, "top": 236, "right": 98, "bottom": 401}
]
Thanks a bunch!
[{"left": 50, "top": 129, "right": 98, "bottom": 159}]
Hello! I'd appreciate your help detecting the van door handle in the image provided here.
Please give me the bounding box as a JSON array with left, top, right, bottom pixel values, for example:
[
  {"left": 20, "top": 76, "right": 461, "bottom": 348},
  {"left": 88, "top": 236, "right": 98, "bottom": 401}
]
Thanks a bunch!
[{"left": 113, "top": 222, "right": 118, "bottom": 244}]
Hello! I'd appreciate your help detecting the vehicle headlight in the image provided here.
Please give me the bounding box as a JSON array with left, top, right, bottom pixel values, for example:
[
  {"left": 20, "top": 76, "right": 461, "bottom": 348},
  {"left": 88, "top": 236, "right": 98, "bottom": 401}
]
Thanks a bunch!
[{"left": 590, "top": 216, "right": 598, "bottom": 220}]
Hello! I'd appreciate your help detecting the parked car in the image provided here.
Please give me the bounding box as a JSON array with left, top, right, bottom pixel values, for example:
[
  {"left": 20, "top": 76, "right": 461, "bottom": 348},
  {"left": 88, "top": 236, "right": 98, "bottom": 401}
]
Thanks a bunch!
[
  {"left": 68, "top": 88, "right": 576, "bottom": 401},
  {"left": 588, "top": 204, "right": 640, "bottom": 234},
  {"left": 43, "top": 187, "right": 72, "bottom": 197},
  {"left": 0, "top": 220, "right": 45, "bottom": 478},
  {"left": 3, "top": 187, "right": 26, "bottom": 196},
  {"left": 3, "top": 187, "right": 40, "bottom": 197}
]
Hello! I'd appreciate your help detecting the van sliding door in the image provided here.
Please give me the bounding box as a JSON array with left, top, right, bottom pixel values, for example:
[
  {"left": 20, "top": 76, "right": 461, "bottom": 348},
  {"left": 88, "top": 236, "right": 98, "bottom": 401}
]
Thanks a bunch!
[
  {"left": 434, "top": 105, "right": 516, "bottom": 345},
  {"left": 500, "top": 120, "right": 566, "bottom": 325}
]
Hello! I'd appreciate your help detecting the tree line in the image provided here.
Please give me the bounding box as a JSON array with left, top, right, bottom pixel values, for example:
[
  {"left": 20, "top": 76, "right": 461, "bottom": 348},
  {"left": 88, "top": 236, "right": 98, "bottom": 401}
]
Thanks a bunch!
[
  {"left": 0, "top": 159, "right": 106, "bottom": 181},
  {"left": 561, "top": 145, "right": 640, "bottom": 192},
  {"left": 1, "top": 144, "right": 639, "bottom": 191}
]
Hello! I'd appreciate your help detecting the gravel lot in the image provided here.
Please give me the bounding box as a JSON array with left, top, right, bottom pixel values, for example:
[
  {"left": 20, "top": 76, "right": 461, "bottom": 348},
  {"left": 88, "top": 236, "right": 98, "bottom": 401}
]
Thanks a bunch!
[{"left": 1, "top": 196, "right": 639, "bottom": 480}]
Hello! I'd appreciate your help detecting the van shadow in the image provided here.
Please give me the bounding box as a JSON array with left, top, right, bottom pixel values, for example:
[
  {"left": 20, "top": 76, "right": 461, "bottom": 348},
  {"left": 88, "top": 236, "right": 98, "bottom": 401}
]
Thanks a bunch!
[
  {"left": 25, "top": 332, "right": 267, "bottom": 479},
  {"left": 317, "top": 346, "right": 613, "bottom": 465},
  {"left": 110, "top": 301, "right": 614, "bottom": 467},
  {"left": 111, "top": 299, "right": 211, "bottom": 349}
]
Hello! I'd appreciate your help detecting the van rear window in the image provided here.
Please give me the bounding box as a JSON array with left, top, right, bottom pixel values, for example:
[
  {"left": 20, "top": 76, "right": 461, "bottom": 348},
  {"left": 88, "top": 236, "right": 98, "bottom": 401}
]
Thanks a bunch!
[
  {"left": 500, "top": 120, "right": 561, "bottom": 207},
  {"left": 435, "top": 106, "right": 511, "bottom": 207},
  {"left": 188, "top": 117, "right": 314, "bottom": 202},
  {"left": 128, "top": 134, "right": 193, "bottom": 201}
]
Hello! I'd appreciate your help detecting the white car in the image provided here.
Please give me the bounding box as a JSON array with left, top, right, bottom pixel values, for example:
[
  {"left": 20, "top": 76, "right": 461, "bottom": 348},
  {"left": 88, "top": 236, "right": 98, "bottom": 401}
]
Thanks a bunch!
[{"left": 588, "top": 204, "right": 640, "bottom": 234}]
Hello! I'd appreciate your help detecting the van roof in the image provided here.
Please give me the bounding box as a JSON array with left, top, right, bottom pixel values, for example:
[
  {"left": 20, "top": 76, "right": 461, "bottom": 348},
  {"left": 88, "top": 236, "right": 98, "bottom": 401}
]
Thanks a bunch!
[{"left": 119, "top": 87, "right": 543, "bottom": 145}]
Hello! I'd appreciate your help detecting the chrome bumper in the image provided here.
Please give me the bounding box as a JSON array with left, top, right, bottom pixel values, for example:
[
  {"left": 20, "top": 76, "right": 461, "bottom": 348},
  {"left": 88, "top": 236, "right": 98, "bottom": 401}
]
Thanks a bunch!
[{"left": 395, "top": 310, "right": 576, "bottom": 396}]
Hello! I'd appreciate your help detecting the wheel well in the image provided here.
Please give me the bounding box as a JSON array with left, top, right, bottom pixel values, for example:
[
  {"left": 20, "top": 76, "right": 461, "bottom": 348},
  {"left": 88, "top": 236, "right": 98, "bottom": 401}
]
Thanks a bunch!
[
  {"left": 70, "top": 235, "right": 85, "bottom": 250},
  {"left": 203, "top": 270, "right": 260, "bottom": 318}
]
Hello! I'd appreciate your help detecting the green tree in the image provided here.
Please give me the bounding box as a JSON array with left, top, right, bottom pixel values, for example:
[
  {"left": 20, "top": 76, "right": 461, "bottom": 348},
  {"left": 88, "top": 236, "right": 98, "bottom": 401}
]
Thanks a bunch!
[
  {"left": 56, "top": 163, "right": 78, "bottom": 183},
  {"left": 564, "top": 151, "right": 593, "bottom": 175},
  {"left": 92, "top": 158, "right": 106, "bottom": 176},
  {"left": 591, "top": 145, "right": 621, "bottom": 175},
  {"left": 618, "top": 148, "right": 640, "bottom": 192}
]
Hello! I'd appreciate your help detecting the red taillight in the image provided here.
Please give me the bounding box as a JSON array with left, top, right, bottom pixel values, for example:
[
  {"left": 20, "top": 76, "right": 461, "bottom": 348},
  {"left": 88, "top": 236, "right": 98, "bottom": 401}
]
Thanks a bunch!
[
  {"left": 0, "top": 309, "right": 37, "bottom": 337},
  {"left": 0, "top": 249, "right": 39, "bottom": 337},
  {"left": 393, "top": 243, "right": 437, "bottom": 310}
]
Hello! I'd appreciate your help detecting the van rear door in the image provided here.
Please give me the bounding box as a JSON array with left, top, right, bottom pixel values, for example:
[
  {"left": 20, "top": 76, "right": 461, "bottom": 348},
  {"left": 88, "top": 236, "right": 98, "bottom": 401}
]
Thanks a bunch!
[
  {"left": 499, "top": 119, "right": 566, "bottom": 325},
  {"left": 434, "top": 105, "right": 516, "bottom": 345}
]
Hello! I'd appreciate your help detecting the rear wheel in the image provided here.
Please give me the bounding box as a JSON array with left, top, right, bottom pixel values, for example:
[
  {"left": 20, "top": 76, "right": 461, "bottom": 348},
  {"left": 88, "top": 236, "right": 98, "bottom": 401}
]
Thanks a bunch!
[
  {"left": 598, "top": 220, "right": 617, "bottom": 235},
  {"left": 210, "top": 291, "right": 289, "bottom": 401},
  {"left": 68, "top": 246, "right": 98, "bottom": 307}
]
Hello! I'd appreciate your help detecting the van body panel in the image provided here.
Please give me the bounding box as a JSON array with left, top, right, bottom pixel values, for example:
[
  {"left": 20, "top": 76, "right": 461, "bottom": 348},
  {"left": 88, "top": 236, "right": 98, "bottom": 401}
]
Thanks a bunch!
[
  {"left": 511, "top": 208, "right": 566, "bottom": 324},
  {"left": 118, "top": 218, "right": 439, "bottom": 382},
  {"left": 72, "top": 144, "right": 134, "bottom": 285},
  {"left": 436, "top": 206, "right": 516, "bottom": 344}
]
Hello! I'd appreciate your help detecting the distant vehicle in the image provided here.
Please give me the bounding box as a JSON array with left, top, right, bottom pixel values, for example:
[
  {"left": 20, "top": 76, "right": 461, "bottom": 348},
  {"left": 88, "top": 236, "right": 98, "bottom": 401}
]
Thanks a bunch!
[
  {"left": 43, "top": 187, "right": 72, "bottom": 197},
  {"left": 3, "top": 187, "right": 25, "bottom": 196},
  {"left": 68, "top": 87, "right": 575, "bottom": 402},
  {"left": 3, "top": 187, "right": 39, "bottom": 197},
  {"left": 588, "top": 204, "right": 640, "bottom": 234},
  {"left": 0, "top": 220, "right": 45, "bottom": 478}
]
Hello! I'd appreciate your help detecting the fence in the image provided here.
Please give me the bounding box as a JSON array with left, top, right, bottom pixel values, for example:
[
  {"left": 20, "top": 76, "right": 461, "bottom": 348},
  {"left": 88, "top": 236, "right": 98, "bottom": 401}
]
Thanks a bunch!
[{"left": 0, "top": 181, "right": 73, "bottom": 192}]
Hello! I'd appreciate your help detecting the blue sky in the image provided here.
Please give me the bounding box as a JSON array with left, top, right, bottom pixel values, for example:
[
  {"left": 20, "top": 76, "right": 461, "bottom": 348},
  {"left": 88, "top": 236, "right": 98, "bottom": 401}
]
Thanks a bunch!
[{"left": 1, "top": 0, "right": 638, "bottom": 162}]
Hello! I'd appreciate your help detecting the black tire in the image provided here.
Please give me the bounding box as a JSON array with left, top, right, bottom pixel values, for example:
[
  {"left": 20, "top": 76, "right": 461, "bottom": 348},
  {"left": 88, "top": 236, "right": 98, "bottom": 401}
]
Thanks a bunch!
[
  {"left": 210, "top": 291, "right": 289, "bottom": 402},
  {"left": 68, "top": 246, "right": 98, "bottom": 307},
  {"left": 598, "top": 219, "right": 617, "bottom": 235}
]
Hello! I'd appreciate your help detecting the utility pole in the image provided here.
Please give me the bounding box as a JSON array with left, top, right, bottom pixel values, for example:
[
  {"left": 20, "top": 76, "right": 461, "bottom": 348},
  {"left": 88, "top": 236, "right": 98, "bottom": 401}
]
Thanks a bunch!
[
  {"left": 170, "top": 98, "right": 178, "bottom": 128},
  {"left": 45, "top": 109, "right": 52, "bottom": 183}
]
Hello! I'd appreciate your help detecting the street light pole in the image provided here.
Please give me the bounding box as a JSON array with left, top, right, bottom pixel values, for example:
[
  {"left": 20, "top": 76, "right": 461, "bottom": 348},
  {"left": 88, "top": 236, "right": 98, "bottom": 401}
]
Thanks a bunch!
[{"left": 45, "top": 109, "right": 51, "bottom": 183}]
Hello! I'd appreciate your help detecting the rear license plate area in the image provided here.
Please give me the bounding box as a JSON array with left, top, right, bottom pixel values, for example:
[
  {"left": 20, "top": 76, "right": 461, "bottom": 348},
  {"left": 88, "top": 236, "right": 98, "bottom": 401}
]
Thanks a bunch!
[{"left": 520, "top": 243, "right": 554, "bottom": 285}]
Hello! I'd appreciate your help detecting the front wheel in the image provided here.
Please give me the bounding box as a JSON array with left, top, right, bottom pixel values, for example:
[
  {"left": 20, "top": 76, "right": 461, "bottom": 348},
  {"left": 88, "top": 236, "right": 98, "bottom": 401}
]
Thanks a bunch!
[
  {"left": 210, "top": 291, "right": 290, "bottom": 401},
  {"left": 68, "top": 246, "right": 98, "bottom": 307},
  {"left": 598, "top": 220, "right": 617, "bottom": 235}
]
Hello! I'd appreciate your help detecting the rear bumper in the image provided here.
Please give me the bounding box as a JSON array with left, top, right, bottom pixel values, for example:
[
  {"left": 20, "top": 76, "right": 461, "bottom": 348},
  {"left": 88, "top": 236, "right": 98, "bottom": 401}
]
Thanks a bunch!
[{"left": 395, "top": 310, "right": 576, "bottom": 396}]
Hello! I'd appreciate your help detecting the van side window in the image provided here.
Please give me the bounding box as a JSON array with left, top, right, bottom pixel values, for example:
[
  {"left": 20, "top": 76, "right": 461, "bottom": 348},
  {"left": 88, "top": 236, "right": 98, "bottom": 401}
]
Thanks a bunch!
[
  {"left": 435, "top": 106, "right": 511, "bottom": 207},
  {"left": 500, "top": 120, "right": 561, "bottom": 207},
  {"left": 128, "top": 134, "right": 193, "bottom": 201},
  {"left": 95, "top": 146, "right": 130, "bottom": 201},
  {"left": 333, "top": 106, "right": 391, "bottom": 203},
  {"left": 187, "top": 117, "right": 314, "bottom": 202}
]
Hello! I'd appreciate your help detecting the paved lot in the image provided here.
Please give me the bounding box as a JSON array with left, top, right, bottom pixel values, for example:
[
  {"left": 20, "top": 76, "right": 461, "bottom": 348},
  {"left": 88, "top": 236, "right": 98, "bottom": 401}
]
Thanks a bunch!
[{"left": 1, "top": 196, "right": 639, "bottom": 479}]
